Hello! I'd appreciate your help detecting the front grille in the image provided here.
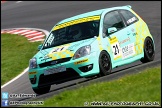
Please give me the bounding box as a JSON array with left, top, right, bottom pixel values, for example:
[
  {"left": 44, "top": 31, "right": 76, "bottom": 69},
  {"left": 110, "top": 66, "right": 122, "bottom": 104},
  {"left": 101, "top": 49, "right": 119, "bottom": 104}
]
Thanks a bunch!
[
  {"left": 39, "top": 57, "right": 71, "bottom": 68},
  {"left": 38, "top": 68, "right": 81, "bottom": 88}
]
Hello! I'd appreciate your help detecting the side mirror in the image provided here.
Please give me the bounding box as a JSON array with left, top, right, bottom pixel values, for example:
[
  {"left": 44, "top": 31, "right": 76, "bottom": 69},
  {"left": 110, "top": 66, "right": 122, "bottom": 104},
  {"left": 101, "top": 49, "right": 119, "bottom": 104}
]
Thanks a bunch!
[
  {"left": 38, "top": 44, "right": 42, "bottom": 51},
  {"left": 107, "top": 27, "right": 117, "bottom": 34}
]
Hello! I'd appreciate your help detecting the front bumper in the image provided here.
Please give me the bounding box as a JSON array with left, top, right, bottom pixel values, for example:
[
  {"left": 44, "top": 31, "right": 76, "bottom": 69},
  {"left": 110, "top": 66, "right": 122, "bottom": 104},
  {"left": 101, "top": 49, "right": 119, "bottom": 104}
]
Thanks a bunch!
[{"left": 29, "top": 51, "right": 100, "bottom": 88}]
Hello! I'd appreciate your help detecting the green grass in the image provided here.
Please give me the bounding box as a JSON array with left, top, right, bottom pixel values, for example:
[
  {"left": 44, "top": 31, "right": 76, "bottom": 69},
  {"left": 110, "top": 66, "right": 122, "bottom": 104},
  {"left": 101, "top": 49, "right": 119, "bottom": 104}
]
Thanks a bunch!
[
  {"left": 26, "top": 66, "right": 161, "bottom": 107},
  {"left": 1, "top": 33, "right": 42, "bottom": 85}
]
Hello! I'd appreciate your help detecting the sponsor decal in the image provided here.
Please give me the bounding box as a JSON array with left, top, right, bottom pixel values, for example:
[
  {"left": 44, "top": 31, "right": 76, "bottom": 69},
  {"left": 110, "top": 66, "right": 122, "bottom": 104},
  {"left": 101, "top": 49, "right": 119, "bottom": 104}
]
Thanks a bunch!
[
  {"left": 121, "top": 43, "right": 135, "bottom": 59},
  {"left": 119, "top": 37, "right": 130, "bottom": 45},
  {"left": 29, "top": 72, "right": 37, "bottom": 75},
  {"left": 53, "top": 15, "right": 100, "bottom": 30},
  {"left": 127, "top": 17, "right": 137, "bottom": 24},
  {"left": 48, "top": 44, "right": 70, "bottom": 54},
  {"left": 133, "top": 32, "right": 138, "bottom": 36},
  {"left": 74, "top": 59, "right": 88, "bottom": 64}
]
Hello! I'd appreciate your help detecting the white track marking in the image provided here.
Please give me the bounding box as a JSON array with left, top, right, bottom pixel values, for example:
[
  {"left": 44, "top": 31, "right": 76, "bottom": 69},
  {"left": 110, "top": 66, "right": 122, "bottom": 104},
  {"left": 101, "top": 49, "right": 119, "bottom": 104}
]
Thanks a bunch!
[
  {"left": 12, "top": 30, "right": 30, "bottom": 34},
  {"left": 1, "top": 30, "right": 7, "bottom": 33},
  {"left": 2, "top": 27, "right": 50, "bottom": 36},
  {"left": 6, "top": 29, "right": 20, "bottom": 33},
  {"left": 21, "top": 30, "right": 38, "bottom": 35},
  {"left": 25, "top": 32, "right": 43, "bottom": 37},
  {"left": 1, "top": 67, "right": 29, "bottom": 89},
  {"left": 27, "top": 35, "right": 45, "bottom": 40},
  {"left": 19, "top": 30, "right": 32, "bottom": 35}
]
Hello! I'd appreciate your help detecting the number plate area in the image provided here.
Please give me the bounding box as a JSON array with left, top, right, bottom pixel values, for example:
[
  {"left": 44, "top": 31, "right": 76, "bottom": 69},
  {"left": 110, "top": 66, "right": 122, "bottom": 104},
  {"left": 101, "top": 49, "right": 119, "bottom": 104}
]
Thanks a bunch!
[{"left": 44, "top": 66, "right": 66, "bottom": 75}]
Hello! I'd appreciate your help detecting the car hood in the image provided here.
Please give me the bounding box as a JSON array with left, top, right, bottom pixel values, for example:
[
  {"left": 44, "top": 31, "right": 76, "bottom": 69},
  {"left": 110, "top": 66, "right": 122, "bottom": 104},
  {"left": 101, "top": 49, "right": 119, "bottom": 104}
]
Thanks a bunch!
[{"left": 35, "top": 38, "right": 96, "bottom": 64}]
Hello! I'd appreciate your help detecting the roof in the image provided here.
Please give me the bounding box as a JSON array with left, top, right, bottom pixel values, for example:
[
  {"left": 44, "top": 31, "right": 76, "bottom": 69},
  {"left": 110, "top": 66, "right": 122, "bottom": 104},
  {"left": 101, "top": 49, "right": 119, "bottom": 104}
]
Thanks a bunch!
[
  {"left": 57, "top": 9, "right": 106, "bottom": 25},
  {"left": 56, "top": 5, "right": 131, "bottom": 25}
]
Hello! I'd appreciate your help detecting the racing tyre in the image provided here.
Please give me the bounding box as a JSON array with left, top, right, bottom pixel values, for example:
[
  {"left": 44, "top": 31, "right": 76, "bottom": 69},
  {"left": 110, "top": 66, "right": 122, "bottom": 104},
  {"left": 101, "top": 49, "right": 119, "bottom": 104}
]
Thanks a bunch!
[
  {"left": 141, "top": 37, "right": 155, "bottom": 63},
  {"left": 32, "top": 85, "right": 51, "bottom": 95},
  {"left": 99, "top": 51, "right": 112, "bottom": 76}
]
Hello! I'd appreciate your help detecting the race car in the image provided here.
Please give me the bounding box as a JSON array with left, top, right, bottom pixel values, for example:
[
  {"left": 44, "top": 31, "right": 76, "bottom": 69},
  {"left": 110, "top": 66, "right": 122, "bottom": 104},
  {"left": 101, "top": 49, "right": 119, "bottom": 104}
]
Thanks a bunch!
[{"left": 29, "top": 5, "right": 155, "bottom": 94}]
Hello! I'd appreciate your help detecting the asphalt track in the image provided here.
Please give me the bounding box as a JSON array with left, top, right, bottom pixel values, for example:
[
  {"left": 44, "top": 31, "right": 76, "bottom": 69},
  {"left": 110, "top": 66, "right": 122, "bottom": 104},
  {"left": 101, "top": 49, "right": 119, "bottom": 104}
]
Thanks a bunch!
[{"left": 1, "top": 1, "right": 161, "bottom": 105}]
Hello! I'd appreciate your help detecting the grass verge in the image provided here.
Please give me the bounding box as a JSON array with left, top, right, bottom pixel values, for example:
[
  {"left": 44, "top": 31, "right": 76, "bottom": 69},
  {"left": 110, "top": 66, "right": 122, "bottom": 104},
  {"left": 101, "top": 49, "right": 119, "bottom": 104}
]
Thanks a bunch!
[
  {"left": 1, "top": 33, "right": 41, "bottom": 85},
  {"left": 27, "top": 66, "right": 161, "bottom": 107}
]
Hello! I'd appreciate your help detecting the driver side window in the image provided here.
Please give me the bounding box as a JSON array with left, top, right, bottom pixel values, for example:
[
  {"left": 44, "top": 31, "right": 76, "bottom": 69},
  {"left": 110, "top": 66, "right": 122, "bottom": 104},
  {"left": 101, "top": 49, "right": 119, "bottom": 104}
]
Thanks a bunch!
[{"left": 103, "top": 11, "right": 125, "bottom": 36}]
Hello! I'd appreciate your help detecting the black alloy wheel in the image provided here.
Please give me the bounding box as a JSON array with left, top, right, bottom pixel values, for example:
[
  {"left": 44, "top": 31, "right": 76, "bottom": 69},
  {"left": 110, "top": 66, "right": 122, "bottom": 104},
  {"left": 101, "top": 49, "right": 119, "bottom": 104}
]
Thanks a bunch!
[
  {"left": 141, "top": 37, "right": 155, "bottom": 63},
  {"left": 99, "top": 51, "right": 112, "bottom": 76}
]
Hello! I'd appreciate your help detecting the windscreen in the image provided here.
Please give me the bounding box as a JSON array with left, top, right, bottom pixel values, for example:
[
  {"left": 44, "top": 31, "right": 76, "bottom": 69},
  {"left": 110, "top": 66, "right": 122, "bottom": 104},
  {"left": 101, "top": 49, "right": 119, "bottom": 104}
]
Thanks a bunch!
[{"left": 42, "top": 16, "right": 100, "bottom": 49}]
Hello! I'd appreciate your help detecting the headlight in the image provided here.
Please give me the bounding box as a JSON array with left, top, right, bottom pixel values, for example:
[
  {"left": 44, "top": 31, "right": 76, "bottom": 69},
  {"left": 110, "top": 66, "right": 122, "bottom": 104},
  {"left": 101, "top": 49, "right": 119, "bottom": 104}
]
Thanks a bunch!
[
  {"left": 73, "top": 45, "right": 91, "bottom": 59},
  {"left": 29, "top": 57, "right": 37, "bottom": 69}
]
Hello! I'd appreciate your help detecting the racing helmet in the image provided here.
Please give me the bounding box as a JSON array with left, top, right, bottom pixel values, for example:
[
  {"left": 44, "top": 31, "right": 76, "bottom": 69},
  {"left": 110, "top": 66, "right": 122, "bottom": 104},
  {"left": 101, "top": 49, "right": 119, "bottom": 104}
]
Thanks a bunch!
[{"left": 69, "top": 25, "right": 82, "bottom": 39}]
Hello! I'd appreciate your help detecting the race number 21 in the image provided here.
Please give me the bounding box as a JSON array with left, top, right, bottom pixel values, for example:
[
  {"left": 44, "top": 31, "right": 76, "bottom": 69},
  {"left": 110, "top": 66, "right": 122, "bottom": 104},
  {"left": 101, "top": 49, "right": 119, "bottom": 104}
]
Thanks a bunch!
[
  {"left": 49, "top": 45, "right": 69, "bottom": 54},
  {"left": 113, "top": 44, "right": 119, "bottom": 55},
  {"left": 111, "top": 42, "right": 121, "bottom": 60}
]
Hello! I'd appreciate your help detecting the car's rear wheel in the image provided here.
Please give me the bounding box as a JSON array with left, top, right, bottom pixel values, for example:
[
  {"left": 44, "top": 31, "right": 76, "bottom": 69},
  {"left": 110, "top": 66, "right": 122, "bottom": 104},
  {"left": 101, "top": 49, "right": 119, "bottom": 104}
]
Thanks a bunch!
[
  {"left": 32, "top": 85, "right": 51, "bottom": 95},
  {"left": 99, "top": 51, "right": 112, "bottom": 76},
  {"left": 141, "top": 37, "right": 155, "bottom": 63}
]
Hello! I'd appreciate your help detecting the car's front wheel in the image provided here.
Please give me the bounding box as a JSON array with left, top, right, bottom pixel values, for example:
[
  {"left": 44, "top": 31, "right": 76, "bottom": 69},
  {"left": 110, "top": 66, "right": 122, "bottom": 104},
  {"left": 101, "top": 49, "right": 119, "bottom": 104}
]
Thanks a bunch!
[
  {"left": 141, "top": 37, "right": 155, "bottom": 63},
  {"left": 99, "top": 51, "right": 112, "bottom": 76},
  {"left": 32, "top": 85, "right": 51, "bottom": 95}
]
